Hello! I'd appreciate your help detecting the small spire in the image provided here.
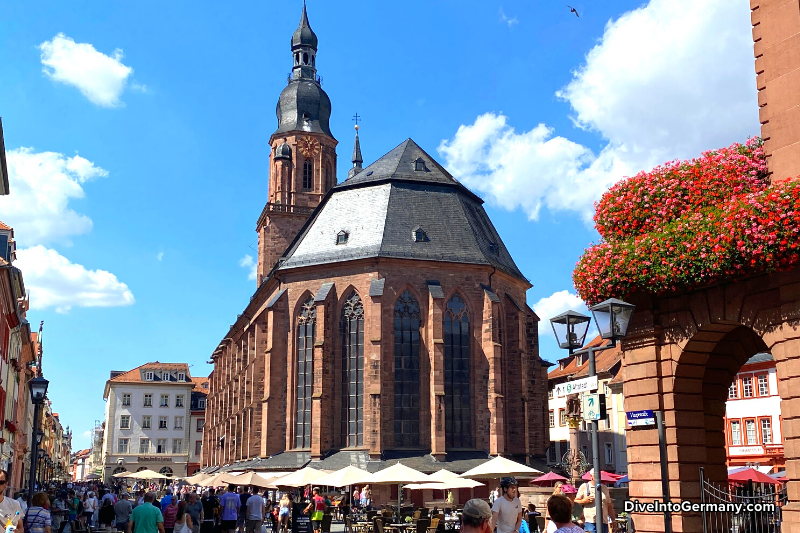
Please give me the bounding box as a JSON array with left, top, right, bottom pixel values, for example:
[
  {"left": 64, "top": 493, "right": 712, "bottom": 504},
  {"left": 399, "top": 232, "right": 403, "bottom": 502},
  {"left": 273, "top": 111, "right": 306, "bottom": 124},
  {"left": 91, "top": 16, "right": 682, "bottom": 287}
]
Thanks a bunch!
[{"left": 349, "top": 125, "right": 364, "bottom": 179}]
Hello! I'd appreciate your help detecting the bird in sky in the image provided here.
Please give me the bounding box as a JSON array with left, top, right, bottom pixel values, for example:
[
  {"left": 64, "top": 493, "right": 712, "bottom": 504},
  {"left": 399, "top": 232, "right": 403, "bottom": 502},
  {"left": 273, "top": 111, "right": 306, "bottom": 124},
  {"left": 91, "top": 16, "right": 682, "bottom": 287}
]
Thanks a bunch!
[{"left": 568, "top": 5, "right": 579, "bottom": 17}]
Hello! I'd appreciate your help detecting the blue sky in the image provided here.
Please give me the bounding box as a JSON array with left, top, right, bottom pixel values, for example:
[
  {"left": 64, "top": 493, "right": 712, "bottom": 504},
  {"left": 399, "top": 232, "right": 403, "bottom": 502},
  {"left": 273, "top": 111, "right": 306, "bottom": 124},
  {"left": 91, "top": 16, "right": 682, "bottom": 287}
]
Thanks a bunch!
[{"left": 0, "top": 0, "right": 759, "bottom": 449}]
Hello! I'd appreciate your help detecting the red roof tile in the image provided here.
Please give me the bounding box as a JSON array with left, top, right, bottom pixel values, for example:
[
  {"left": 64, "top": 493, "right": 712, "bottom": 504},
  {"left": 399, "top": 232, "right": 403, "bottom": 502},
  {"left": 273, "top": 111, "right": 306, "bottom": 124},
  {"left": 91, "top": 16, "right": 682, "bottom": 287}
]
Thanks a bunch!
[
  {"left": 108, "top": 362, "right": 192, "bottom": 383},
  {"left": 0, "top": 221, "right": 10, "bottom": 231},
  {"left": 547, "top": 336, "right": 622, "bottom": 381}
]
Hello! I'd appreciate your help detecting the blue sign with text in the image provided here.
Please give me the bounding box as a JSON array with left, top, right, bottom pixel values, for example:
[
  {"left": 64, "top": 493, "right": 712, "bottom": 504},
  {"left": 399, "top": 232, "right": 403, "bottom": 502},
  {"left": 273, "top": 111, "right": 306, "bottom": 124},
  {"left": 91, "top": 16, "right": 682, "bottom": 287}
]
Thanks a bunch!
[{"left": 626, "top": 409, "right": 655, "bottom": 427}]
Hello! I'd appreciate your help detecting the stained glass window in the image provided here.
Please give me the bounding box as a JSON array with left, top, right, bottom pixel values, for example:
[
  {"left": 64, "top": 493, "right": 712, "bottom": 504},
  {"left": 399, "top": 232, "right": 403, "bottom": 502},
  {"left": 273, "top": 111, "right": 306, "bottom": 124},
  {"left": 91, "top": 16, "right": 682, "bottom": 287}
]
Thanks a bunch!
[
  {"left": 394, "top": 290, "right": 421, "bottom": 447},
  {"left": 444, "top": 295, "right": 471, "bottom": 448},
  {"left": 341, "top": 292, "right": 364, "bottom": 447},
  {"left": 296, "top": 296, "right": 316, "bottom": 448}
]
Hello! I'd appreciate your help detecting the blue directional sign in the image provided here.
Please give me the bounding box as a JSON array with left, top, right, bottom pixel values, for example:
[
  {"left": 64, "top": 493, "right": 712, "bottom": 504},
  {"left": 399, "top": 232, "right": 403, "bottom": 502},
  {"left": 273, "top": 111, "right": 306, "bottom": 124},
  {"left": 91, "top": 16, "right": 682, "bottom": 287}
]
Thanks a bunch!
[{"left": 626, "top": 409, "right": 655, "bottom": 427}]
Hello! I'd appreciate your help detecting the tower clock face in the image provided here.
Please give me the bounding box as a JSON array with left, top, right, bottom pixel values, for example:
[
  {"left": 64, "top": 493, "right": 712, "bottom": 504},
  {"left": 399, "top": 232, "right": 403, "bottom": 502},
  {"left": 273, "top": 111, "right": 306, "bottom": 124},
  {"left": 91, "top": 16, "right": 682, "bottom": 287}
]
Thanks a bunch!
[{"left": 298, "top": 136, "right": 321, "bottom": 158}]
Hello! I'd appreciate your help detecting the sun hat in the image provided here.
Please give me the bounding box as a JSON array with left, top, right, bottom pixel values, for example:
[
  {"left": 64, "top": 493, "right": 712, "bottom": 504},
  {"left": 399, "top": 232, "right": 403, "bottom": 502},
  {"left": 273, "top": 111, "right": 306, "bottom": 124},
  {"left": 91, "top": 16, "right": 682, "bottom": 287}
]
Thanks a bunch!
[{"left": 560, "top": 485, "right": 578, "bottom": 494}]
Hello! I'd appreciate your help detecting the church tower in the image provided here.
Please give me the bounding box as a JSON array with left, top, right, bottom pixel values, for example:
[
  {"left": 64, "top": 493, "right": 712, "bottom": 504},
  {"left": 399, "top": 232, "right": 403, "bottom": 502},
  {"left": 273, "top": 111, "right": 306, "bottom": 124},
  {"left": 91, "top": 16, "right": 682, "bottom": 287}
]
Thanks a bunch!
[{"left": 256, "top": 3, "right": 338, "bottom": 284}]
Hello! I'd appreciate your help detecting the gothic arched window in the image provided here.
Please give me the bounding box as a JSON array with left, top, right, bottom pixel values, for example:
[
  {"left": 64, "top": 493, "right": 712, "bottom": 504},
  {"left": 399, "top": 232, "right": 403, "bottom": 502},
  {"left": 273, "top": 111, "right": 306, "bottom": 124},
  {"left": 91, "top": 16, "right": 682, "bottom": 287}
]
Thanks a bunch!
[
  {"left": 296, "top": 296, "right": 316, "bottom": 448},
  {"left": 341, "top": 292, "right": 365, "bottom": 447},
  {"left": 444, "top": 295, "right": 471, "bottom": 448},
  {"left": 303, "top": 160, "right": 313, "bottom": 190},
  {"left": 394, "top": 290, "right": 421, "bottom": 447}
]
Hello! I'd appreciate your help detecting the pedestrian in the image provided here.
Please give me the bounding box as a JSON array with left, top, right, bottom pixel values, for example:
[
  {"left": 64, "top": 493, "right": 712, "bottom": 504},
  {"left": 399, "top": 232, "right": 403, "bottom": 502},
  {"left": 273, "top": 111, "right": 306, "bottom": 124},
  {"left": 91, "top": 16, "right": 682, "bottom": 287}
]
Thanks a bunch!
[
  {"left": 574, "top": 471, "right": 614, "bottom": 533},
  {"left": 460, "top": 499, "right": 492, "bottom": 533},
  {"left": 163, "top": 497, "right": 180, "bottom": 533},
  {"left": 560, "top": 486, "right": 583, "bottom": 528},
  {"left": 359, "top": 486, "right": 371, "bottom": 511},
  {"left": 23, "top": 492, "right": 52, "bottom": 533},
  {"left": 544, "top": 482, "right": 566, "bottom": 533},
  {"left": 303, "top": 488, "right": 325, "bottom": 533},
  {"left": 99, "top": 498, "right": 116, "bottom": 528},
  {"left": 51, "top": 492, "right": 67, "bottom": 533},
  {"left": 0, "top": 472, "right": 23, "bottom": 533},
  {"left": 185, "top": 493, "right": 203, "bottom": 533},
  {"left": 278, "top": 494, "right": 291, "bottom": 533},
  {"left": 352, "top": 488, "right": 360, "bottom": 511},
  {"left": 173, "top": 501, "right": 193, "bottom": 533},
  {"left": 545, "top": 496, "right": 583, "bottom": 533},
  {"left": 200, "top": 490, "right": 219, "bottom": 533},
  {"left": 490, "top": 478, "right": 522, "bottom": 533},
  {"left": 128, "top": 492, "right": 165, "bottom": 533},
  {"left": 115, "top": 493, "right": 135, "bottom": 533},
  {"left": 16, "top": 494, "right": 29, "bottom": 513},
  {"left": 161, "top": 489, "right": 174, "bottom": 513},
  {"left": 244, "top": 488, "right": 264, "bottom": 533},
  {"left": 238, "top": 488, "right": 251, "bottom": 533},
  {"left": 219, "top": 486, "right": 241, "bottom": 533},
  {"left": 67, "top": 490, "right": 80, "bottom": 527}
]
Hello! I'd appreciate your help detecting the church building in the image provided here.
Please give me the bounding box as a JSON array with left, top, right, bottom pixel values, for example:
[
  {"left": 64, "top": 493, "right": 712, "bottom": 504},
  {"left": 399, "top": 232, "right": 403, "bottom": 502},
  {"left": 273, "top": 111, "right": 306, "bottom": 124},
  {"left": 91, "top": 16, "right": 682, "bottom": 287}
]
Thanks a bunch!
[{"left": 204, "top": 5, "right": 550, "bottom": 475}]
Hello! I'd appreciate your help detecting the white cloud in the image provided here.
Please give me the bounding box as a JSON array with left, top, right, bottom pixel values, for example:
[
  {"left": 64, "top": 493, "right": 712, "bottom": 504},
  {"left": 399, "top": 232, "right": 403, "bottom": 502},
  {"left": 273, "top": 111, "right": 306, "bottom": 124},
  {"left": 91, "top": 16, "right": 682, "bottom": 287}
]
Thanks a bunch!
[
  {"left": 39, "top": 33, "right": 133, "bottom": 107},
  {"left": 532, "top": 290, "right": 588, "bottom": 337},
  {"left": 499, "top": 8, "right": 519, "bottom": 27},
  {"left": 15, "top": 246, "right": 135, "bottom": 314},
  {"left": 239, "top": 255, "right": 257, "bottom": 281},
  {"left": 157, "top": 252, "right": 164, "bottom": 261},
  {"left": 0, "top": 148, "right": 107, "bottom": 247},
  {"left": 440, "top": 0, "right": 758, "bottom": 222}
]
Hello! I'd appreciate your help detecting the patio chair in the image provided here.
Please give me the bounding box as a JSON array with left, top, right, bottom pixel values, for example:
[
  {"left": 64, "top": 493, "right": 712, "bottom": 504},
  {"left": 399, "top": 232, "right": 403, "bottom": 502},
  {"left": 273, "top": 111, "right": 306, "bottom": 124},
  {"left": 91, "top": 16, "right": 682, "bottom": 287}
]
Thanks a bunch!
[
  {"left": 415, "top": 519, "right": 431, "bottom": 533},
  {"left": 373, "top": 517, "right": 386, "bottom": 533},
  {"left": 427, "top": 518, "right": 440, "bottom": 533},
  {"left": 418, "top": 509, "right": 429, "bottom": 519}
]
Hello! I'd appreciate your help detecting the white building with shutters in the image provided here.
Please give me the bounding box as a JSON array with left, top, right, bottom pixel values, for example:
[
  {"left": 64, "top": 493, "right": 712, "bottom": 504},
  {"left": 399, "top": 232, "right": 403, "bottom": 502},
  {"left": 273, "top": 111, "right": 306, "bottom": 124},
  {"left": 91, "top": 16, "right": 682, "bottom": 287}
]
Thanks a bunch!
[{"left": 101, "top": 363, "right": 195, "bottom": 482}]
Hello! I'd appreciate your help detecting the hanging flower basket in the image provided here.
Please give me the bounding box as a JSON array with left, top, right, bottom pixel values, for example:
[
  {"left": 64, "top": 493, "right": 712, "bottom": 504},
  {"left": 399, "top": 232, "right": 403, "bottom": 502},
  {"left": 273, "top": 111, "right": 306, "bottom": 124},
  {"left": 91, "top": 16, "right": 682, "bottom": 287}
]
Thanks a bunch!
[{"left": 4, "top": 420, "right": 16, "bottom": 434}]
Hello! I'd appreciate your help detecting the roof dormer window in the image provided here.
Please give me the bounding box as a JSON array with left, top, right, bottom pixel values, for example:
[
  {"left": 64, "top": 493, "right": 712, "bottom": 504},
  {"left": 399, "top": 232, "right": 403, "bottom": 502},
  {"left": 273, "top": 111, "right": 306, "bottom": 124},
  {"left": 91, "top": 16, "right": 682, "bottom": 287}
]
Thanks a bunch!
[
  {"left": 336, "top": 230, "right": 349, "bottom": 245},
  {"left": 488, "top": 242, "right": 499, "bottom": 255},
  {"left": 414, "top": 158, "right": 427, "bottom": 172},
  {"left": 145, "top": 371, "right": 154, "bottom": 381},
  {"left": 413, "top": 227, "right": 429, "bottom": 242},
  {"left": 177, "top": 372, "right": 186, "bottom": 382}
]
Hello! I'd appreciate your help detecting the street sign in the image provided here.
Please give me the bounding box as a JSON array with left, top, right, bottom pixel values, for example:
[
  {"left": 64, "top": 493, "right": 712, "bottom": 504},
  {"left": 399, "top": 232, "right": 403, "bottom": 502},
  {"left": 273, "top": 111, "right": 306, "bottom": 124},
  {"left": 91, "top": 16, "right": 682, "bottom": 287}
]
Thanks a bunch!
[
  {"left": 626, "top": 409, "right": 656, "bottom": 427},
  {"left": 554, "top": 375, "right": 598, "bottom": 398},
  {"left": 582, "top": 393, "right": 606, "bottom": 421}
]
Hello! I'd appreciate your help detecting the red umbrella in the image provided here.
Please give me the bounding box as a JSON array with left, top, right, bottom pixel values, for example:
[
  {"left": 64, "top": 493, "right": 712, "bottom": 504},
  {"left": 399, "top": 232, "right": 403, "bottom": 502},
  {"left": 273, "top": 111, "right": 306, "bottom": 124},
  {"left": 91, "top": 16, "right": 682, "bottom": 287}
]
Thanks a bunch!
[
  {"left": 581, "top": 470, "right": 622, "bottom": 483},
  {"left": 531, "top": 472, "right": 568, "bottom": 485},
  {"left": 728, "top": 468, "right": 780, "bottom": 485}
]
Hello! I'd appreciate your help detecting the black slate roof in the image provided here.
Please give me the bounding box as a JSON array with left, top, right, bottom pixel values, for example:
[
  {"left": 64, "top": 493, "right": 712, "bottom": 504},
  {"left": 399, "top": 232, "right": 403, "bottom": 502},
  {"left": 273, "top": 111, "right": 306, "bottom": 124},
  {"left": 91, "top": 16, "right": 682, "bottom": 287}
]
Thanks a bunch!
[
  {"left": 278, "top": 139, "right": 528, "bottom": 283},
  {"left": 744, "top": 352, "right": 773, "bottom": 365}
]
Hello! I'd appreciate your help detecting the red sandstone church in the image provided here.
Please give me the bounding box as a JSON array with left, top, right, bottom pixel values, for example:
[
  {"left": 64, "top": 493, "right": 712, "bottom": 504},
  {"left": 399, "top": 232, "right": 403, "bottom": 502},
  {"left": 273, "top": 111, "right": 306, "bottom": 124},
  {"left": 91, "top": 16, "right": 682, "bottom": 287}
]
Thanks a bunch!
[{"left": 202, "top": 6, "right": 550, "bottom": 474}]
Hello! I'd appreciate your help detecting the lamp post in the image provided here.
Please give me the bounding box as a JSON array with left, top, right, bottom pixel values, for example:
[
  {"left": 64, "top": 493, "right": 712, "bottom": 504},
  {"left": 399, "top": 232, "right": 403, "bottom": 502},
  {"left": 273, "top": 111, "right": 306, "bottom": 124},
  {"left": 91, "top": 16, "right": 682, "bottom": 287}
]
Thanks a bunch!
[
  {"left": 550, "top": 298, "right": 634, "bottom": 533},
  {"left": 28, "top": 376, "right": 49, "bottom": 500}
]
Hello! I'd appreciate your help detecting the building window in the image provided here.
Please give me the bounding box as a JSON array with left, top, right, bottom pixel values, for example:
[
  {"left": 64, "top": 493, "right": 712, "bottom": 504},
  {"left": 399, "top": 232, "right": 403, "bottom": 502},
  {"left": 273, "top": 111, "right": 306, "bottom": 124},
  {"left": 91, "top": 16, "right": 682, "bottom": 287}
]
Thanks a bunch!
[
  {"left": 175, "top": 395, "right": 184, "bottom": 408},
  {"left": 197, "top": 419, "right": 205, "bottom": 431},
  {"left": 341, "top": 291, "right": 365, "bottom": 448},
  {"left": 160, "top": 394, "right": 170, "bottom": 407},
  {"left": 605, "top": 443, "right": 613, "bottom": 464},
  {"left": 549, "top": 410, "right": 555, "bottom": 428},
  {"left": 122, "top": 393, "right": 131, "bottom": 407},
  {"left": 745, "top": 419, "right": 757, "bottom": 445},
  {"left": 559, "top": 409, "right": 566, "bottom": 426},
  {"left": 198, "top": 398, "right": 206, "bottom": 409},
  {"left": 444, "top": 295, "right": 471, "bottom": 449},
  {"left": 758, "top": 374, "right": 769, "bottom": 396},
  {"left": 336, "top": 230, "right": 349, "bottom": 245},
  {"left": 548, "top": 442, "right": 557, "bottom": 463},
  {"left": 174, "top": 416, "right": 184, "bottom": 430},
  {"left": 394, "top": 290, "right": 421, "bottom": 448},
  {"left": 582, "top": 445, "right": 589, "bottom": 460},
  {"left": 742, "top": 376, "right": 753, "bottom": 398},
  {"left": 172, "top": 439, "right": 183, "bottom": 454},
  {"left": 414, "top": 158, "right": 426, "bottom": 172},
  {"left": 195, "top": 441, "right": 203, "bottom": 456},
  {"left": 728, "top": 380, "right": 738, "bottom": 399},
  {"left": 177, "top": 372, "right": 186, "bottom": 382},
  {"left": 731, "top": 420, "right": 742, "bottom": 446},
  {"left": 143, "top": 394, "right": 153, "bottom": 407},
  {"left": 159, "top": 416, "right": 168, "bottom": 429},
  {"left": 145, "top": 372, "right": 154, "bottom": 381},
  {"left": 296, "top": 296, "right": 316, "bottom": 448},
  {"left": 302, "top": 160, "right": 313, "bottom": 190},
  {"left": 413, "top": 228, "right": 429, "bottom": 242},
  {"left": 142, "top": 416, "right": 152, "bottom": 429},
  {"left": 118, "top": 439, "right": 129, "bottom": 454},
  {"left": 139, "top": 439, "right": 150, "bottom": 454},
  {"left": 157, "top": 439, "right": 167, "bottom": 454},
  {"left": 548, "top": 389, "right": 553, "bottom": 400},
  {"left": 120, "top": 415, "right": 130, "bottom": 430},
  {"left": 761, "top": 418, "right": 772, "bottom": 444}
]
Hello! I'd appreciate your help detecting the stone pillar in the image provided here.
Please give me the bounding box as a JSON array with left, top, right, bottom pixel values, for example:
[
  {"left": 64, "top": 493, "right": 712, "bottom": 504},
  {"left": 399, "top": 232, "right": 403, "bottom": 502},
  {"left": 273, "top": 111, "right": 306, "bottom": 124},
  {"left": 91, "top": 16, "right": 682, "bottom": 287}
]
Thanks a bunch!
[
  {"left": 262, "top": 289, "right": 288, "bottom": 458},
  {"left": 482, "top": 291, "right": 504, "bottom": 455},
  {"left": 428, "top": 283, "right": 446, "bottom": 460},
  {"left": 367, "top": 282, "right": 384, "bottom": 460},
  {"left": 311, "top": 283, "right": 335, "bottom": 460}
]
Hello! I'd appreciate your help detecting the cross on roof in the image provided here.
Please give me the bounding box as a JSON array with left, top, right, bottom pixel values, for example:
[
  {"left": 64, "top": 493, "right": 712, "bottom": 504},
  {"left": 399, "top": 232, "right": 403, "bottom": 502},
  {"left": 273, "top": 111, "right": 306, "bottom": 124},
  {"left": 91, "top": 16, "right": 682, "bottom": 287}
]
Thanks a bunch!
[{"left": 352, "top": 113, "right": 361, "bottom": 126}]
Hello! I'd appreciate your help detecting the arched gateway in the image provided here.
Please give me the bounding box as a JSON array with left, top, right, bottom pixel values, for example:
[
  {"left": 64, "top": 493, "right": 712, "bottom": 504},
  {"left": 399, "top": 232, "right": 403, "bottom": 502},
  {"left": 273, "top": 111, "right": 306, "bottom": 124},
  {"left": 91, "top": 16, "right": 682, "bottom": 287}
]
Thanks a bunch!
[{"left": 621, "top": 271, "right": 799, "bottom": 533}]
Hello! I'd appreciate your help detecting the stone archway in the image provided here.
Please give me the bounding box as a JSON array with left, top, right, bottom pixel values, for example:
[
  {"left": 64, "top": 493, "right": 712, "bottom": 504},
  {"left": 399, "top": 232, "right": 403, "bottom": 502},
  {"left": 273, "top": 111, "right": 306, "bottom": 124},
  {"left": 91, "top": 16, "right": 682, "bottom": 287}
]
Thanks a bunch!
[{"left": 621, "top": 269, "right": 800, "bottom": 533}]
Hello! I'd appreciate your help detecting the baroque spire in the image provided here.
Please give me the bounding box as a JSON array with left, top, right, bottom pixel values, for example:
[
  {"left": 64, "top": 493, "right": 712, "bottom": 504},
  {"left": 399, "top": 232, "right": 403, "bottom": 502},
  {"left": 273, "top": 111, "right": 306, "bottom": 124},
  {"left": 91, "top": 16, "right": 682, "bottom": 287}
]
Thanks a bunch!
[{"left": 349, "top": 125, "right": 364, "bottom": 179}]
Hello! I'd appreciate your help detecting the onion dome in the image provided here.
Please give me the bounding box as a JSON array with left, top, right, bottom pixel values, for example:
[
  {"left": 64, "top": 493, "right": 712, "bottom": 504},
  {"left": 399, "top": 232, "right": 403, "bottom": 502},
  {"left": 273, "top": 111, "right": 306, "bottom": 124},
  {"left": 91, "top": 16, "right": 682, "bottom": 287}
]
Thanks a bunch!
[
  {"left": 274, "top": 139, "right": 292, "bottom": 160},
  {"left": 292, "top": 3, "right": 318, "bottom": 51}
]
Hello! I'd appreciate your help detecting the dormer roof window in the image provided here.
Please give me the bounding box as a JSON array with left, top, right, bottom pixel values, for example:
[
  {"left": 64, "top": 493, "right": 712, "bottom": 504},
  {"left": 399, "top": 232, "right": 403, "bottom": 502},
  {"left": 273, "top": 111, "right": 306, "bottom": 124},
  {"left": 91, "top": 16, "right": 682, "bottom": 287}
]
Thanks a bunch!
[
  {"left": 336, "top": 230, "right": 349, "bottom": 245},
  {"left": 414, "top": 158, "right": 427, "bottom": 172},
  {"left": 177, "top": 372, "right": 186, "bottom": 382},
  {"left": 413, "top": 227, "right": 429, "bottom": 242},
  {"left": 144, "top": 371, "right": 154, "bottom": 381}
]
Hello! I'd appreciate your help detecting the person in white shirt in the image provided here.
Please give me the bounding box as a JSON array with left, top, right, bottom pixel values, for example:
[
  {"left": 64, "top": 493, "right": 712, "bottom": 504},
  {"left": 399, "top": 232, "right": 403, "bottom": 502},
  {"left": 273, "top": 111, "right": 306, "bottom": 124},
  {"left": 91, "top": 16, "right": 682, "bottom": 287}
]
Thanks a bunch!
[
  {"left": 244, "top": 489, "right": 266, "bottom": 533},
  {"left": 16, "top": 494, "right": 28, "bottom": 513},
  {"left": 491, "top": 478, "right": 522, "bottom": 533},
  {"left": 0, "top": 471, "right": 25, "bottom": 533}
]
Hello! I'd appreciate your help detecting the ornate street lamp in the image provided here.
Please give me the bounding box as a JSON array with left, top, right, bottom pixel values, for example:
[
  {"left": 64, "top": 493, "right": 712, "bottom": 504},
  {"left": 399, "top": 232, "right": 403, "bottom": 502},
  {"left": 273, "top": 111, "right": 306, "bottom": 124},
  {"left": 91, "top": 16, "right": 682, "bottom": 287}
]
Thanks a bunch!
[
  {"left": 550, "top": 298, "right": 635, "bottom": 533},
  {"left": 589, "top": 298, "right": 636, "bottom": 340},
  {"left": 28, "top": 375, "right": 49, "bottom": 499},
  {"left": 550, "top": 310, "right": 592, "bottom": 354}
]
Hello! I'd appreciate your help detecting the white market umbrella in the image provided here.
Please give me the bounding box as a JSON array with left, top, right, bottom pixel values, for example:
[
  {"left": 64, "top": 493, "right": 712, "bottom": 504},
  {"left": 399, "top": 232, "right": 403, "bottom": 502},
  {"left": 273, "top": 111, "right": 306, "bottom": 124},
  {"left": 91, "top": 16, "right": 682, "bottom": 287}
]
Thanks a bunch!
[
  {"left": 197, "top": 472, "right": 231, "bottom": 487},
  {"left": 272, "top": 467, "right": 329, "bottom": 487},
  {"left": 184, "top": 472, "right": 212, "bottom": 485},
  {"left": 427, "top": 469, "right": 484, "bottom": 488},
  {"left": 126, "top": 469, "right": 170, "bottom": 480},
  {"left": 459, "top": 456, "right": 542, "bottom": 479},
  {"left": 112, "top": 471, "right": 133, "bottom": 478},
  {"left": 359, "top": 463, "right": 433, "bottom": 519},
  {"left": 313, "top": 466, "right": 372, "bottom": 488},
  {"left": 220, "top": 471, "right": 278, "bottom": 488}
]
